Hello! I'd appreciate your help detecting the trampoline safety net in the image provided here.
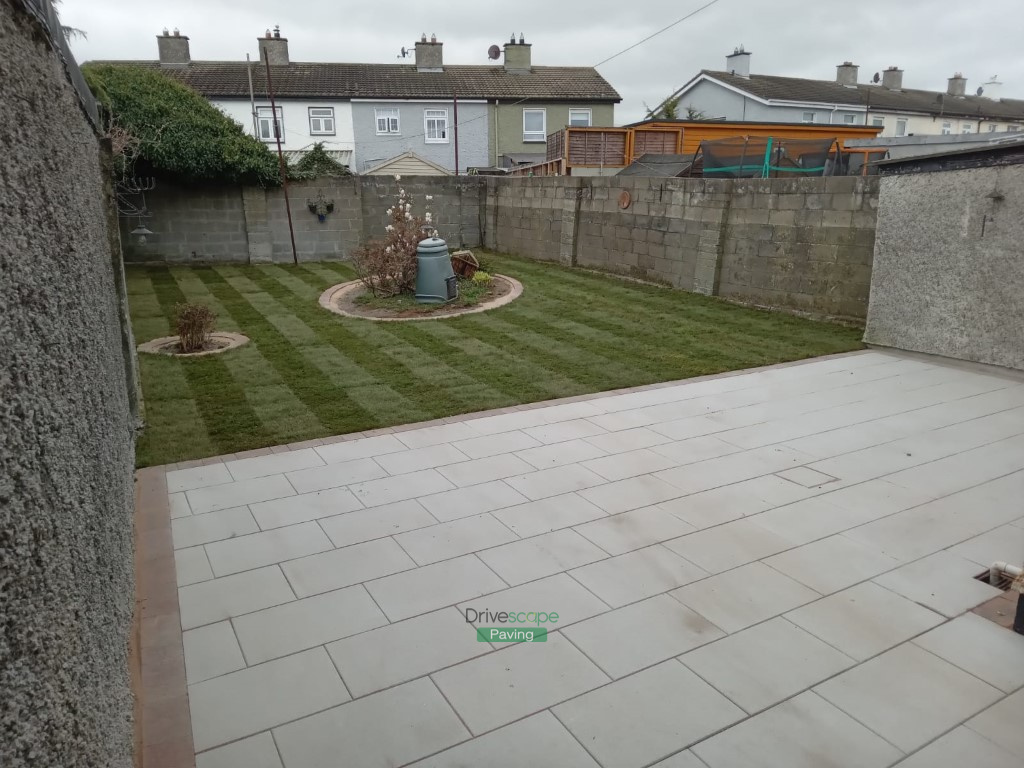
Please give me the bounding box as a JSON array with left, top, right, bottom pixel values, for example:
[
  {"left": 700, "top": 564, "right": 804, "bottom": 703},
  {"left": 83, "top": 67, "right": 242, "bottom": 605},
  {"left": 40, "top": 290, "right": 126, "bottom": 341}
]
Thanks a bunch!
[{"left": 696, "top": 136, "right": 843, "bottom": 178}]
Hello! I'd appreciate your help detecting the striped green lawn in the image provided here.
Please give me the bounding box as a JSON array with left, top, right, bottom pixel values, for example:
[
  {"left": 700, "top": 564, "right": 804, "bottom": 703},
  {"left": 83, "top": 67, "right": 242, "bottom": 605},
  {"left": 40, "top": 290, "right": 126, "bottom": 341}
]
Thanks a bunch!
[{"left": 127, "top": 253, "right": 863, "bottom": 467}]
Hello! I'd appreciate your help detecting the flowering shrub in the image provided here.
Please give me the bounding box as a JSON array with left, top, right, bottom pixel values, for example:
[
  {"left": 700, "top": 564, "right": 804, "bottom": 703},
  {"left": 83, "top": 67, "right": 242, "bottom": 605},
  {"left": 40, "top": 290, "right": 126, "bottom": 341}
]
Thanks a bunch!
[{"left": 352, "top": 177, "right": 436, "bottom": 297}]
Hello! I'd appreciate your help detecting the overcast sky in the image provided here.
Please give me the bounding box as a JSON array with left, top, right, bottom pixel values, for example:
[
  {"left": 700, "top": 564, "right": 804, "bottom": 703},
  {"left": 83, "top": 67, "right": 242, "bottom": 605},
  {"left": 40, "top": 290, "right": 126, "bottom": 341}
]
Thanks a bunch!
[{"left": 63, "top": 0, "right": 1024, "bottom": 124}]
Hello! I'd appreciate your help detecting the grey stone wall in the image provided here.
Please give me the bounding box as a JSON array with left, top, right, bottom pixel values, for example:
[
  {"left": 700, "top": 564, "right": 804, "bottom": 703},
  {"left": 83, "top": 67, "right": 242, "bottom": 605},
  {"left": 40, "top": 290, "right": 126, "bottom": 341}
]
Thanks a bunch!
[
  {"left": 865, "top": 163, "right": 1024, "bottom": 370},
  {"left": 1, "top": 2, "right": 136, "bottom": 766}
]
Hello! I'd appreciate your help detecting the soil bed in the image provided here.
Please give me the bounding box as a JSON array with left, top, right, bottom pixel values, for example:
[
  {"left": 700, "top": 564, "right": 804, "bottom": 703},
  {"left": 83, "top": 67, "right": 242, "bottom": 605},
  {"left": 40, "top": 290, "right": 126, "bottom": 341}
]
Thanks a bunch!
[{"left": 320, "top": 275, "right": 522, "bottom": 321}]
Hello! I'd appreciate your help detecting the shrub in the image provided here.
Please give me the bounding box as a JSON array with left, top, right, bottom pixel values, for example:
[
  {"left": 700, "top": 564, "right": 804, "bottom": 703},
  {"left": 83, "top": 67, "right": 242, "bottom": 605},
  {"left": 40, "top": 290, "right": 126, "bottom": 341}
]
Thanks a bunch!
[
  {"left": 288, "top": 142, "right": 351, "bottom": 180},
  {"left": 352, "top": 180, "right": 435, "bottom": 297},
  {"left": 471, "top": 270, "right": 492, "bottom": 284},
  {"left": 175, "top": 302, "right": 217, "bottom": 353}
]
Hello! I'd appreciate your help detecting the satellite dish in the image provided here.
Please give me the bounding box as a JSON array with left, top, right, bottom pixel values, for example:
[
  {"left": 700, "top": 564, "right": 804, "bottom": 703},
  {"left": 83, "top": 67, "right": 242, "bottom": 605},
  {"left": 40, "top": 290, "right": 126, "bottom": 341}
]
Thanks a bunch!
[
  {"left": 976, "top": 86, "right": 984, "bottom": 96},
  {"left": 487, "top": 44, "right": 501, "bottom": 60},
  {"left": 872, "top": 72, "right": 880, "bottom": 83}
]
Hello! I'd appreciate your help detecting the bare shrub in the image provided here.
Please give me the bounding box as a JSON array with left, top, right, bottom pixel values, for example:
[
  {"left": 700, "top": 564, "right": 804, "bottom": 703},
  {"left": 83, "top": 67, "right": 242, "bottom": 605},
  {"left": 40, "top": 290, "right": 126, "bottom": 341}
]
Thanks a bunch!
[
  {"left": 352, "top": 179, "right": 435, "bottom": 297},
  {"left": 175, "top": 302, "right": 217, "bottom": 352}
]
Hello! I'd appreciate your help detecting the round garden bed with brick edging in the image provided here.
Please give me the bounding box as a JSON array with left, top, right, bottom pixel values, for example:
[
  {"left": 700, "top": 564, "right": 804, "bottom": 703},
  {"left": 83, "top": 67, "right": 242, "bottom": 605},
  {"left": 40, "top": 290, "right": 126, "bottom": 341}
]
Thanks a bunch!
[
  {"left": 318, "top": 275, "right": 523, "bottom": 322},
  {"left": 136, "top": 332, "right": 250, "bottom": 357}
]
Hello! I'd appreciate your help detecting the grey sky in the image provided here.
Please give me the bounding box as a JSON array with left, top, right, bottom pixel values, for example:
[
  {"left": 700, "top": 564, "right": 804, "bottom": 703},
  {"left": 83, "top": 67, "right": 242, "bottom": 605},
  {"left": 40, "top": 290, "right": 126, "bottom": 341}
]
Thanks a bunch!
[{"left": 64, "top": 0, "right": 1024, "bottom": 124}]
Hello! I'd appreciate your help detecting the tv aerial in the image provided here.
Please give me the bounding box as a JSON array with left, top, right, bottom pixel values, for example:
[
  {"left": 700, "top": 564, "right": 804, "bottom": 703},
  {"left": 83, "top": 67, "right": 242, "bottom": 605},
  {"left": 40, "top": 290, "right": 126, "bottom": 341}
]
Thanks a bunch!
[{"left": 487, "top": 44, "right": 501, "bottom": 60}]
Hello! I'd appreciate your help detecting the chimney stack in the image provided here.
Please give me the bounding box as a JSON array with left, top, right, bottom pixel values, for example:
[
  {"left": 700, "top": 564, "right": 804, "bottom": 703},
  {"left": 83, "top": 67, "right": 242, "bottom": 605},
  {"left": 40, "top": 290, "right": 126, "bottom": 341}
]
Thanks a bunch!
[
  {"left": 947, "top": 72, "right": 967, "bottom": 97},
  {"left": 881, "top": 66, "right": 903, "bottom": 90},
  {"left": 415, "top": 33, "right": 444, "bottom": 72},
  {"left": 503, "top": 34, "right": 532, "bottom": 74},
  {"left": 980, "top": 75, "right": 1002, "bottom": 100},
  {"left": 157, "top": 28, "right": 190, "bottom": 66},
  {"left": 725, "top": 45, "right": 750, "bottom": 78},
  {"left": 258, "top": 25, "right": 289, "bottom": 65},
  {"left": 835, "top": 61, "right": 858, "bottom": 86}
]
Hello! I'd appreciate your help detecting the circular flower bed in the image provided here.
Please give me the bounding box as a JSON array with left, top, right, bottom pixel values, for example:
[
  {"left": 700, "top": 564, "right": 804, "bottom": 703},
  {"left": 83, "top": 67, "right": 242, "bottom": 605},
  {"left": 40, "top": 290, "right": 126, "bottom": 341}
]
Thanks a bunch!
[
  {"left": 137, "top": 332, "right": 250, "bottom": 357},
  {"left": 319, "top": 275, "right": 523, "bottom": 322}
]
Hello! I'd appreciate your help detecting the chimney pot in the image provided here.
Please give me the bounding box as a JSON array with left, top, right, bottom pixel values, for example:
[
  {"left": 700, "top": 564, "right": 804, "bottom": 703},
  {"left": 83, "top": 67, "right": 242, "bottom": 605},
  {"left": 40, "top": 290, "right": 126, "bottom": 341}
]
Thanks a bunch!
[
  {"left": 519, "top": 33, "right": 525, "bottom": 44},
  {"left": 881, "top": 66, "right": 903, "bottom": 90},
  {"left": 725, "top": 45, "right": 751, "bottom": 78},
  {"left": 157, "top": 29, "right": 190, "bottom": 66}
]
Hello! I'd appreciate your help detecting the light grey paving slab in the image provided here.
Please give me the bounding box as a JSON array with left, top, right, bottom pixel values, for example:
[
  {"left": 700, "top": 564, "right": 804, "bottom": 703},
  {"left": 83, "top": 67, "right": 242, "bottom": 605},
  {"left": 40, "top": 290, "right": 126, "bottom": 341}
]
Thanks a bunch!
[
  {"left": 451, "top": 429, "right": 543, "bottom": 460},
  {"left": 366, "top": 554, "right": 508, "bottom": 622},
  {"left": 894, "top": 725, "right": 1022, "bottom": 768},
  {"left": 317, "top": 498, "right": 436, "bottom": 547},
  {"left": 395, "top": 422, "right": 483, "bottom": 449},
  {"left": 585, "top": 426, "right": 672, "bottom": 454},
  {"left": 650, "top": 751, "right": 709, "bottom": 768},
  {"left": 657, "top": 474, "right": 814, "bottom": 529},
  {"left": 314, "top": 434, "right": 407, "bottom": 464},
  {"left": 458, "top": 573, "right": 609, "bottom": 632},
  {"left": 167, "top": 463, "right": 233, "bottom": 493},
  {"left": 874, "top": 551, "right": 1002, "bottom": 617},
  {"left": 653, "top": 445, "right": 814, "bottom": 497},
  {"left": 517, "top": 438, "right": 608, "bottom": 470},
  {"left": 774, "top": 466, "right": 839, "bottom": 488},
  {"left": 680, "top": 617, "right": 855, "bottom": 715},
  {"left": 273, "top": 677, "right": 469, "bottom": 768},
  {"left": 693, "top": 691, "right": 902, "bottom": 768},
  {"left": 649, "top": 414, "right": 732, "bottom": 441},
  {"left": 232, "top": 585, "right": 387, "bottom": 665},
  {"left": 204, "top": 522, "right": 333, "bottom": 577},
  {"left": 966, "top": 689, "right": 1024, "bottom": 761},
  {"left": 523, "top": 418, "right": 607, "bottom": 444},
  {"left": 493, "top": 493, "right": 608, "bottom": 537},
  {"left": 553, "top": 660, "right": 744, "bottom": 768},
  {"left": 189, "top": 647, "right": 349, "bottom": 752},
  {"left": 947, "top": 523, "right": 1024, "bottom": 567},
  {"left": 913, "top": 613, "right": 1024, "bottom": 693},
  {"left": 182, "top": 621, "right": 246, "bottom": 685},
  {"left": 764, "top": 534, "right": 900, "bottom": 595},
  {"left": 375, "top": 444, "right": 470, "bottom": 476},
  {"left": 670, "top": 562, "right": 819, "bottom": 634},
  {"left": 433, "top": 633, "right": 609, "bottom": 735},
  {"left": 785, "top": 581, "right": 945, "bottom": 661},
  {"left": 347, "top": 468, "right": 454, "bottom": 508},
  {"left": 752, "top": 494, "right": 876, "bottom": 546},
  {"left": 410, "top": 711, "right": 600, "bottom": 768},
  {"left": 648, "top": 435, "right": 741, "bottom": 467},
  {"left": 186, "top": 475, "right": 296, "bottom": 516},
  {"left": 327, "top": 607, "right": 489, "bottom": 698},
  {"left": 477, "top": 529, "right": 607, "bottom": 586},
  {"left": 818, "top": 478, "right": 935, "bottom": 518},
  {"left": 814, "top": 643, "right": 1002, "bottom": 753},
  {"left": 284, "top": 457, "right": 387, "bottom": 495},
  {"left": 570, "top": 544, "right": 708, "bottom": 608},
  {"left": 394, "top": 513, "right": 518, "bottom": 566},
  {"left": 580, "top": 448, "right": 680, "bottom": 482},
  {"left": 574, "top": 505, "right": 695, "bottom": 556},
  {"left": 505, "top": 464, "right": 607, "bottom": 500},
  {"left": 179, "top": 566, "right": 296, "bottom": 631},
  {"left": 224, "top": 448, "right": 323, "bottom": 481},
  {"left": 169, "top": 492, "right": 192, "bottom": 518},
  {"left": 172, "top": 507, "right": 259, "bottom": 550},
  {"left": 248, "top": 487, "right": 363, "bottom": 530},
  {"left": 578, "top": 474, "right": 688, "bottom": 515},
  {"left": 195, "top": 732, "right": 283, "bottom": 768},
  {"left": 565, "top": 594, "right": 724, "bottom": 679},
  {"left": 883, "top": 434, "right": 1024, "bottom": 500},
  {"left": 282, "top": 537, "right": 416, "bottom": 598},
  {"left": 418, "top": 480, "right": 529, "bottom": 522},
  {"left": 664, "top": 518, "right": 797, "bottom": 574},
  {"left": 175, "top": 546, "right": 213, "bottom": 587}
]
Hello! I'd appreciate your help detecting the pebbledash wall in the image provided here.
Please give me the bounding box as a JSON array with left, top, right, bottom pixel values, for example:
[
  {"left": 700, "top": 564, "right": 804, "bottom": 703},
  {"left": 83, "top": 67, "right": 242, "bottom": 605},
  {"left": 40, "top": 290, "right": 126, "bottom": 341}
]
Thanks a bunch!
[
  {"left": 2, "top": 1, "right": 137, "bottom": 766},
  {"left": 125, "top": 174, "right": 877, "bottom": 319}
]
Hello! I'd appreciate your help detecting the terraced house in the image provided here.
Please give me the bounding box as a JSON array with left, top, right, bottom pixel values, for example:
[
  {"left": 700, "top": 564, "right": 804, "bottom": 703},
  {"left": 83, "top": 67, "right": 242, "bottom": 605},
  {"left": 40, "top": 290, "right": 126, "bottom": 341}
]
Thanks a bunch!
[{"left": 108, "top": 28, "right": 621, "bottom": 174}]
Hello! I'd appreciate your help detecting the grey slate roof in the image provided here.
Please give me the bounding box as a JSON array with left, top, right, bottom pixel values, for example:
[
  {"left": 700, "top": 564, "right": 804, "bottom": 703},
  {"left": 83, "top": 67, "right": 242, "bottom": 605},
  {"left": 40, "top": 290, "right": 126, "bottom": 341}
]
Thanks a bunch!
[
  {"left": 698, "top": 70, "right": 1024, "bottom": 122},
  {"left": 90, "top": 61, "right": 621, "bottom": 102}
]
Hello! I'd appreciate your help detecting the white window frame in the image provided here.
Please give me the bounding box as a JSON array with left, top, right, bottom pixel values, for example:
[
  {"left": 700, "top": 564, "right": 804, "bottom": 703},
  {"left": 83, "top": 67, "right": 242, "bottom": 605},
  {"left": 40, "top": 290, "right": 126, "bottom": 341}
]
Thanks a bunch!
[
  {"left": 988, "top": 123, "right": 997, "bottom": 132},
  {"left": 961, "top": 123, "right": 973, "bottom": 134},
  {"left": 308, "top": 107, "right": 335, "bottom": 135},
  {"left": 424, "top": 108, "right": 449, "bottom": 143},
  {"left": 941, "top": 122, "right": 952, "bottom": 135},
  {"left": 871, "top": 116, "right": 884, "bottom": 127},
  {"left": 895, "top": 118, "right": 907, "bottom": 136},
  {"left": 801, "top": 111, "right": 816, "bottom": 123},
  {"left": 568, "top": 108, "right": 592, "bottom": 127},
  {"left": 523, "top": 108, "right": 547, "bottom": 142},
  {"left": 375, "top": 107, "right": 400, "bottom": 135},
  {"left": 1007, "top": 125, "right": 1021, "bottom": 133},
  {"left": 256, "top": 106, "right": 284, "bottom": 142},
  {"left": 843, "top": 114, "right": 856, "bottom": 125}
]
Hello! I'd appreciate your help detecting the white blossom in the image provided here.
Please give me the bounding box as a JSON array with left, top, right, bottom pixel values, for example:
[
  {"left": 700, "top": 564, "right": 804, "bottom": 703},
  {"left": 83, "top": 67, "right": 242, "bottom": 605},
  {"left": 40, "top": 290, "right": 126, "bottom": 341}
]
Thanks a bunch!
[
  {"left": 394, "top": 174, "right": 401, "bottom": 181},
  {"left": 385, "top": 246, "right": 392, "bottom": 253},
  {"left": 385, "top": 224, "right": 394, "bottom": 231},
  {"left": 386, "top": 207, "right": 393, "bottom": 215},
  {"left": 406, "top": 213, "right": 412, "bottom": 220},
  {"left": 425, "top": 195, "right": 433, "bottom": 201},
  {"left": 425, "top": 213, "right": 432, "bottom": 222},
  {"left": 400, "top": 189, "right": 406, "bottom": 196}
]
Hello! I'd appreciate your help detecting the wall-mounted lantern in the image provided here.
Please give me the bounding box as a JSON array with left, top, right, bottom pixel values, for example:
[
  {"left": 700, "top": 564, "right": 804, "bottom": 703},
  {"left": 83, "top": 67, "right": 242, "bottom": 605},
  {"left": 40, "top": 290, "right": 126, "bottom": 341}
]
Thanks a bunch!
[{"left": 307, "top": 191, "right": 335, "bottom": 223}]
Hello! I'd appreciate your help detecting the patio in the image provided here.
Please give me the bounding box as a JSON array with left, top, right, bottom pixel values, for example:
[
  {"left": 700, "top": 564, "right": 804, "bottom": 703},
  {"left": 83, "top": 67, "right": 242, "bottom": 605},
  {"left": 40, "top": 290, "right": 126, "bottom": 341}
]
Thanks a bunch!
[{"left": 140, "top": 349, "right": 1024, "bottom": 768}]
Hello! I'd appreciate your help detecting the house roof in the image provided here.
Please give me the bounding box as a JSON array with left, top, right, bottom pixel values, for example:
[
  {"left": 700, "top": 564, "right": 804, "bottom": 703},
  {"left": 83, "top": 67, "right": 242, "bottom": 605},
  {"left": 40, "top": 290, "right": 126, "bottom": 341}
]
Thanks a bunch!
[
  {"left": 679, "top": 70, "right": 1024, "bottom": 122},
  {"left": 617, "top": 154, "right": 693, "bottom": 177},
  {"left": 89, "top": 61, "right": 621, "bottom": 103},
  {"left": 363, "top": 151, "right": 452, "bottom": 176}
]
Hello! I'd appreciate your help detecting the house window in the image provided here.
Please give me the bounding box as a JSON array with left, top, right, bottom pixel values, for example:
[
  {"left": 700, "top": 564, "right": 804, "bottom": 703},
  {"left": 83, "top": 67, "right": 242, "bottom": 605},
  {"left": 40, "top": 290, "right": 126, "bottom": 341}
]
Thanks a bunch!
[
  {"left": 308, "top": 107, "right": 335, "bottom": 135},
  {"left": 895, "top": 119, "right": 907, "bottom": 136},
  {"left": 424, "top": 109, "right": 449, "bottom": 143},
  {"left": 523, "top": 108, "right": 547, "bottom": 142},
  {"left": 375, "top": 108, "right": 400, "bottom": 135},
  {"left": 871, "top": 116, "right": 884, "bottom": 127},
  {"left": 801, "top": 111, "right": 816, "bottom": 123},
  {"left": 988, "top": 124, "right": 997, "bottom": 132},
  {"left": 256, "top": 106, "right": 284, "bottom": 142},
  {"left": 941, "top": 122, "right": 952, "bottom": 134},
  {"left": 961, "top": 123, "right": 973, "bottom": 134},
  {"left": 569, "top": 108, "right": 592, "bottom": 127},
  {"left": 843, "top": 114, "right": 856, "bottom": 124},
  {"left": 1008, "top": 125, "right": 1021, "bottom": 132}
]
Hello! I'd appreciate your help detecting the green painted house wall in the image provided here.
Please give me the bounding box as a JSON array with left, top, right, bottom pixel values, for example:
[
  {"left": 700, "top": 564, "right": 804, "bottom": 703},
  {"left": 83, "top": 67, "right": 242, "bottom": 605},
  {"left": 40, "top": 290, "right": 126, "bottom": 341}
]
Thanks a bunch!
[{"left": 488, "top": 102, "right": 617, "bottom": 166}]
